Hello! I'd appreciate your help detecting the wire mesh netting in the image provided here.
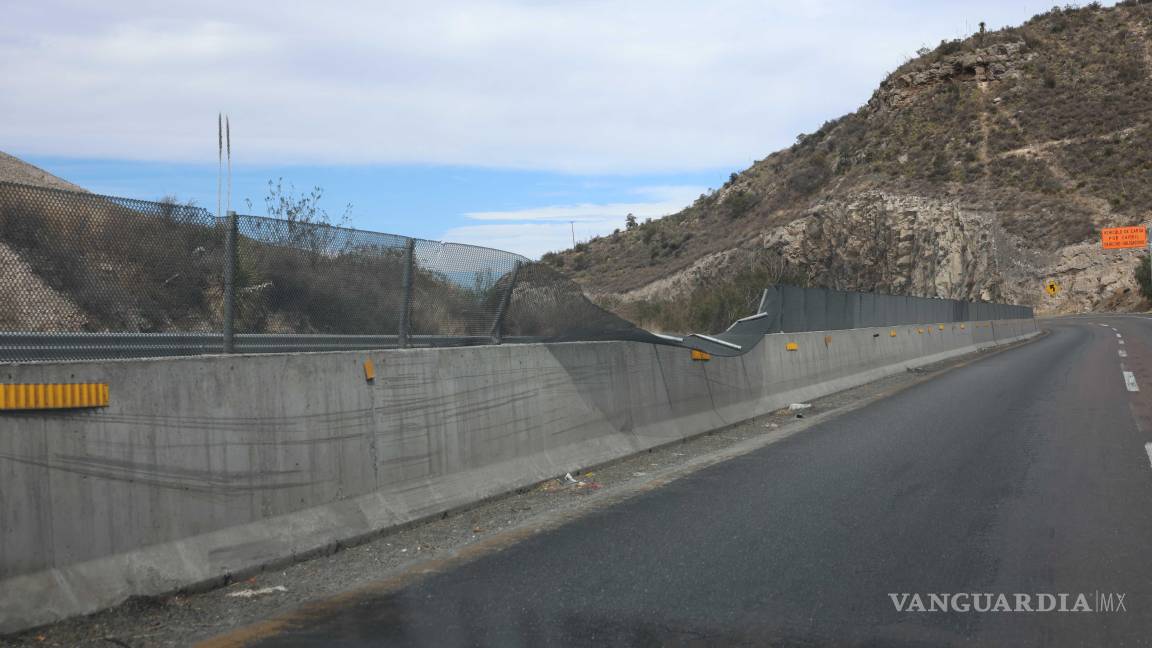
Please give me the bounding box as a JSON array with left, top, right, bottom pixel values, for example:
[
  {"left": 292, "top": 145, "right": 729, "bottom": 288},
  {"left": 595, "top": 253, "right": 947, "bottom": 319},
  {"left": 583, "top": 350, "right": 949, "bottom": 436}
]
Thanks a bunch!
[
  {"left": 233, "top": 214, "right": 410, "bottom": 335},
  {"left": 0, "top": 181, "right": 224, "bottom": 335},
  {"left": 758, "top": 285, "right": 1033, "bottom": 334},
  {"left": 0, "top": 181, "right": 655, "bottom": 360},
  {"left": 0, "top": 180, "right": 1034, "bottom": 363}
]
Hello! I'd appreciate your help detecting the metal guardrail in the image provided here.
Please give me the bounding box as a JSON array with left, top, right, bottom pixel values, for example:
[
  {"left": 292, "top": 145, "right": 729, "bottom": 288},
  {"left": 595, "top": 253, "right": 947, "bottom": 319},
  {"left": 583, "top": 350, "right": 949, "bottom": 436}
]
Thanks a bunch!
[{"left": 0, "top": 333, "right": 552, "bottom": 363}]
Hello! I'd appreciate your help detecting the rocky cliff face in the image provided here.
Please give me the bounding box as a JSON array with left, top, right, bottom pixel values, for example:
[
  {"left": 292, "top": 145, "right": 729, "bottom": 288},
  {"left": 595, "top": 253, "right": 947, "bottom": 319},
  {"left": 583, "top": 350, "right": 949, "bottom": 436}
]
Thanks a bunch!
[
  {"left": 613, "top": 190, "right": 1144, "bottom": 317},
  {"left": 880, "top": 41, "right": 1032, "bottom": 108},
  {"left": 552, "top": 2, "right": 1152, "bottom": 326}
]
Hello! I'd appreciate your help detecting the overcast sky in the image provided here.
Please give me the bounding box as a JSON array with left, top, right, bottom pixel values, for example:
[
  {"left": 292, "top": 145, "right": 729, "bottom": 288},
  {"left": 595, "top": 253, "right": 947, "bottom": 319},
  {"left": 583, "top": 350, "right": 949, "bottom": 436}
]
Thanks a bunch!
[{"left": 3, "top": 0, "right": 1067, "bottom": 257}]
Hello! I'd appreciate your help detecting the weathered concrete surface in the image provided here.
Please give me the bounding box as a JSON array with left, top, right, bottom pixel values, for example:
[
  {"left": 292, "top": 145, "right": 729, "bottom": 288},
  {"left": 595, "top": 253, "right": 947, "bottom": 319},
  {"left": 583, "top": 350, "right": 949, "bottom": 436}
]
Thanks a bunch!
[{"left": 0, "top": 320, "right": 1038, "bottom": 633}]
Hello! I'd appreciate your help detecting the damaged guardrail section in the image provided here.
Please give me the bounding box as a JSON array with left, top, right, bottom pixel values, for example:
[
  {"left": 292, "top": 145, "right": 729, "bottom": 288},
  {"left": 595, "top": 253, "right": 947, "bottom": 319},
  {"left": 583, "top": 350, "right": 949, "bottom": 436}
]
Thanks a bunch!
[{"left": 0, "top": 318, "right": 1039, "bottom": 633}]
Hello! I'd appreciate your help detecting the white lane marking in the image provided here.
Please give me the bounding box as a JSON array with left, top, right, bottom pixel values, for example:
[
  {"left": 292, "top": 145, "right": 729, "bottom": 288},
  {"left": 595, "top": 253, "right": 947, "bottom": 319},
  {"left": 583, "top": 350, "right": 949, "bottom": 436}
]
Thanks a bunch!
[
  {"left": 1120, "top": 350, "right": 1128, "bottom": 358},
  {"left": 1116, "top": 333, "right": 1123, "bottom": 338},
  {"left": 1145, "top": 443, "right": 1152, "bottom": 470},
  {"left": 1120, "top": 340, "right": 1126, "bottom": 345},
  {"left": 1124, "top": 371, "right": 1140, "bottom": 392},
  {"left": 1100, "top": 324, "right": 1112, "bottom": 327}
]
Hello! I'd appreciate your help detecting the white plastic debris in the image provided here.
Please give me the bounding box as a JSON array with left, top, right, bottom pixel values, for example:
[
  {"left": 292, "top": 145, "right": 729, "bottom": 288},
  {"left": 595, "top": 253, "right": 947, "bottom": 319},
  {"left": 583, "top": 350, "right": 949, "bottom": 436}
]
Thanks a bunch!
[
  {"left": 788, "top": 403, "right": 812, "bottom": 411},
  {"left": 563, "top": 472, "right": 579, "bottom": 484},
  {"left": 227, "top": 585, "right": 287, "bottom": 598}
]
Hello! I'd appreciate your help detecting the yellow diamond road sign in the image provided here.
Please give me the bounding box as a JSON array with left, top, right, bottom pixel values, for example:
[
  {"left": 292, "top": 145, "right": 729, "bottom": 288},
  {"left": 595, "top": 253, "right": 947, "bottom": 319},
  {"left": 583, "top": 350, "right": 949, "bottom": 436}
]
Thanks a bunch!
[{"left": 1045, "top": 280, "right": 1060, "bottom": 296}]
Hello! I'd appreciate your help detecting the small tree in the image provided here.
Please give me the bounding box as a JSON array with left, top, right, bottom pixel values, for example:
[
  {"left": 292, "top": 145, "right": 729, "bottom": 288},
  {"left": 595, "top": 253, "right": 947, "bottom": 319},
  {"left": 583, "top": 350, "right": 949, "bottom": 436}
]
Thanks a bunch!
[
  {"left": 261, "top": 178, "right": 353, "bottom": 261},
  {"left": 625, "top": 213, "right": 638, "bottom": 230}
]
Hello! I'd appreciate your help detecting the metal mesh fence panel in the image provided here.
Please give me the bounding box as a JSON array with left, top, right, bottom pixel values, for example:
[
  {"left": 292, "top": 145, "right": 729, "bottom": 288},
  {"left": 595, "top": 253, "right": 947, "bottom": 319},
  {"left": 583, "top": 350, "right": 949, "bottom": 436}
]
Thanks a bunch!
[
  {"left": 780, "top": 285, "right": 807, "bottom": 332},
  {"left": 826, "top": 290, "right": 850, "bottom": 330},
  {"left": 409, "top": 240, "right": 523, "bottom": 337},
  {"left": 761, "top": 285, "right": 1034, "bottom": 335},
  {"left": 0, "top": 181, "right": 223, "bottom": 336},
  {"left": 804, "top": 287, "right": 828, "bottom": 331},
  {"left": 232, "top": 214, "right": 410, "bottom": 335},
  {"left": 502, "top": 263, "right": 659, "bottom": 342}
]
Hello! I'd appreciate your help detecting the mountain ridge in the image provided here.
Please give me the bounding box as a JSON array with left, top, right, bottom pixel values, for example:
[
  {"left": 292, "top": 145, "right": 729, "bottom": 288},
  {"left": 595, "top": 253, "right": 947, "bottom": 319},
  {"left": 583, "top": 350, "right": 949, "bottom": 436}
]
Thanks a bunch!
[{"left": 548, "top": 1, "right": 1152, "bottom": 331}]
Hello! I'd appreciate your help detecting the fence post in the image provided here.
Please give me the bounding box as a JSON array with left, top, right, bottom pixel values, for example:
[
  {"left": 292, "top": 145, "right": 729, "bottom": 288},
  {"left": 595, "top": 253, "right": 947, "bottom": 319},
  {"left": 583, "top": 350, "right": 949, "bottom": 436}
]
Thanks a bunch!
[
  {"left": 490, "top": 261, "right": 522, "bottom": 345},
  {"left": 222, "top": 210, "right": 238, "bottom": 354},
  {"left": 398, "top": 238, "right": 415, "bottom": 348},
  {"left": 757, "top": 289, "right": 770, "bottom": 314}
]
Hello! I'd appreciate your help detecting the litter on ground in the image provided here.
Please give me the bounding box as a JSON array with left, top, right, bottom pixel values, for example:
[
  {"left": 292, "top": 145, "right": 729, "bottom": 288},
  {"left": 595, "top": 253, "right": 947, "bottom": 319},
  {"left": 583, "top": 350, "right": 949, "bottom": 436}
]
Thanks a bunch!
[{"left": 226, "top": 586, "right": 287, "bottom": 599}]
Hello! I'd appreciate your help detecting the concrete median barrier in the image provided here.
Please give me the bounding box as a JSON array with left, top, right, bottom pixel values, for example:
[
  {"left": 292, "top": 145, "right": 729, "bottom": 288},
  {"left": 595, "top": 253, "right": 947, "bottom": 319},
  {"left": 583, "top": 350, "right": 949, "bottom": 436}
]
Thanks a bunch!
[{"left": 0, "top": 319, "right": 1039, "bottom": 633}]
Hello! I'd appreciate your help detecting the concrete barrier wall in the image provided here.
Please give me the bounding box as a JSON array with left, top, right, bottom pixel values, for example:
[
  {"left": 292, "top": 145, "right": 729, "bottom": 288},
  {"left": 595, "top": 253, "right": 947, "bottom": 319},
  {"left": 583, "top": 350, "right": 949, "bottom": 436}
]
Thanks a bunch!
[{"left": 0, "top": 319, "right": 1039, "bottom": 633}]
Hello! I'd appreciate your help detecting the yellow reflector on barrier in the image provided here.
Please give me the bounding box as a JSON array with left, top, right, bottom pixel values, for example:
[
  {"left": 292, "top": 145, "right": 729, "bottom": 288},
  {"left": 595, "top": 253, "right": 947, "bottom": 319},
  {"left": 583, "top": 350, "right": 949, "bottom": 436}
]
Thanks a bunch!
[
  {"left": 938, "top": 324, "right": 945, "bottom": 331},
  {"left": 960, "top": 324, "right": 966, "bottom": 330},
  {"left": 0, "top": 384, "right": 109, "bottom": 411},
  {"left": 690, "top": 349, "right": 711, "bottom": 362},
  {"left": 786, "top": 342, "right": 799, "bottom": 351},
  {"left": 917, "top": 328, "right": 924, "bottom": 334},
  {"left": 890, "top": 330, "right": 897, "bottom": 337},
  {"left": 363, "top": 359, "right": 376, "bottom": 382}
]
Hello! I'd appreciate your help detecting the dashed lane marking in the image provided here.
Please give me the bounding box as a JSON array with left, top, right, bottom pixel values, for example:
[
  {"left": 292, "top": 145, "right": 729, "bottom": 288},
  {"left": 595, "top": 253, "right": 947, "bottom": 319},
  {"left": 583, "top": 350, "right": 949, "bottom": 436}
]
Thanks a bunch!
[
  {"left": 1120, "top": 350, "right": 1128, "bottom": 358},
  {"left": 1125, "top": 371, "right": 1140, "bottom": 392}
]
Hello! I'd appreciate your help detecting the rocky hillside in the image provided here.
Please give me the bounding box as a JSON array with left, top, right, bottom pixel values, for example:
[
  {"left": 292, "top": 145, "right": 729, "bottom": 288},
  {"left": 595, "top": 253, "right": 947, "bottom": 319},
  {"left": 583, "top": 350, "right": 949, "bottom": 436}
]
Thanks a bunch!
[
  {"left": 549, "top": 1, "right": 1152, "bottom": 331},
  {"left": 0, "top": 151, "right": 85, "bottom": 192},
  {"left": 0, "top": 151, "right": 91, "bottom": 332}
]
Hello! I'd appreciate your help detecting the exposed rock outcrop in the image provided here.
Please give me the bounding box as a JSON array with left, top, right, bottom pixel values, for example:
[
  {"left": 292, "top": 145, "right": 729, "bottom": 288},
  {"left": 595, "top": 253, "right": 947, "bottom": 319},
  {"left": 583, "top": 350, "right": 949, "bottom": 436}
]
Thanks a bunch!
[
  {"left": 877, "top": 42, "right": 1032, "bottom": 108},
  {"left": 612, "top": 191, "right": 1143, "bottom": 316}
]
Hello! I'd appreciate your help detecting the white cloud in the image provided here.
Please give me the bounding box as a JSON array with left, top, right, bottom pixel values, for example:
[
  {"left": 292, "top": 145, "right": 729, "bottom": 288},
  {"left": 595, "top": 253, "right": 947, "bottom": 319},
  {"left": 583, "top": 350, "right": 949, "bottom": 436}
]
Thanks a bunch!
[
  {"left": 446, "top": 184, "right": 704, "bottom": 257},
  {"left": 0, "top": 0, "right": 1056, "bottom": 173}
]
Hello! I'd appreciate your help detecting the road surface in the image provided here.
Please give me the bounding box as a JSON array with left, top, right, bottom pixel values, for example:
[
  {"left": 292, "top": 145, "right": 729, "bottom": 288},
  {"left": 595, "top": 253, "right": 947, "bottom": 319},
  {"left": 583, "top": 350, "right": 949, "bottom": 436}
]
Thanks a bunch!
[{"left": 228, "top": 317, "right": 1152, "bottom": 647}]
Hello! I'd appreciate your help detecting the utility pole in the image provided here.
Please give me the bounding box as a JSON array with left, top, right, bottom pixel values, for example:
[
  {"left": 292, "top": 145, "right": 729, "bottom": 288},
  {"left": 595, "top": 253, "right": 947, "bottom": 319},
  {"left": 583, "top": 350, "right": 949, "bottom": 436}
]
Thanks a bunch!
[{"left": 570, "top": 221, "right": 576, "bottom": 247}]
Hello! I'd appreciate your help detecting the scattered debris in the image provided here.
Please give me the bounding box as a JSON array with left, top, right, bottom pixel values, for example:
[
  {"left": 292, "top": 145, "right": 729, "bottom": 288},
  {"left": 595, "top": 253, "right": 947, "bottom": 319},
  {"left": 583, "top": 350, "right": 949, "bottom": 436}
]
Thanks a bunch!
[
  {"left": 472, "top": 526, "right": 484, "bottom": 533},
  {"left": 764, "top": 422, "right": 779, "bottom": 429},
  {"left": 226, "top": 585, "right": 287, "bottom": 599},
  {"left": 563, "top": 472, "right": 579, "bottom": 484},
  {"left": 632, "top": 472, "right": 648, "bottom": 477},
  {"left": 788, "top": 403, "right": 812, "bottom": 411}
]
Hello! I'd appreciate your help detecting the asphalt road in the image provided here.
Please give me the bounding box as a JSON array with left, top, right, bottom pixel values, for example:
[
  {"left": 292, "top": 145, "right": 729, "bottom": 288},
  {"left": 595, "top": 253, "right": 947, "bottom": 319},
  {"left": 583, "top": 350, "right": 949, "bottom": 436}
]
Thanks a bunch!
[{"left": 241, "top": 317, "right": 1152, "bottom": 647}]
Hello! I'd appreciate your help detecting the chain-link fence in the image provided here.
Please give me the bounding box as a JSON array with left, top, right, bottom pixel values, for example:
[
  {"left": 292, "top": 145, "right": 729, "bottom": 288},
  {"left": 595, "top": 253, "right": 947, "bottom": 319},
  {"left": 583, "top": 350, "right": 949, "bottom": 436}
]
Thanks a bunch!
[
  {"left": 0, "top": 181, "right": 225, "bottom": 335},
  {"left": 0, "top": 180, "right": 1035, "bottom": 362},
  {"left": 758, "top": 285, "right": 1033, "bottom": 333},
  {"left": 0, "top": 181, "right": 657, "bottom": 361}
]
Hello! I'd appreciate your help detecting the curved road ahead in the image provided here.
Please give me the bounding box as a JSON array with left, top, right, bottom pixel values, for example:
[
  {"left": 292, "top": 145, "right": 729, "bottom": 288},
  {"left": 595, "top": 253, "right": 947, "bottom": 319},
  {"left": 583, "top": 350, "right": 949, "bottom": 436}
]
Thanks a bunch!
[{"left": 226, "top": 317, "right": 1152, "bottom": 647}]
